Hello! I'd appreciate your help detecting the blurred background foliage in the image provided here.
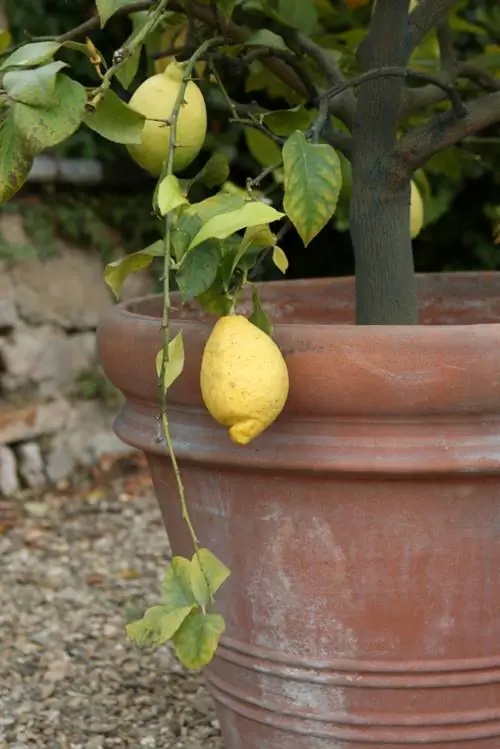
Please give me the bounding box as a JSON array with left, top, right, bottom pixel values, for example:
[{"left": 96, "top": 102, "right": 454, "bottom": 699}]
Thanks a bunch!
[{"left": 2, "top": 0, "right": 500, "bottom": 281}]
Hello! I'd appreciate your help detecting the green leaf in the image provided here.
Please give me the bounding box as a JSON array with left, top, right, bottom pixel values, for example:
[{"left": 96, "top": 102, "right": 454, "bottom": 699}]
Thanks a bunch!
[
  {"left": 275, "top": 0, "right": 318, "bottom": 33},
  {"left": 126, "top": 604, "right": 194, "bottom": 648},
  {"left": 172, "top": 214, "right": 203, "bottom": 263},
  {"left": 172, "top": 611, "right": 225, "bottom": 670},
  {"left": 190, "top": 153, "right": 230, "bottom": 190},
  {"left": 12, "top": 74, "right": 86, "bottom": 155},
  {"left": 84, "top": 90, "right": 145, "bottom": 144},
  {"left": 96, "top": 0, "right": 131, "bottom": 26},
  {"left": 231, "top": 224, "right": 276, "bottom": 275},
  {"left": 245, "top": 128, "right": 282, "bottom": 169},
  {"left": 189, "top": 549, "right": 231, "bottom": 608},
  {"left": 264, "top": 105, "right": 315, "bottom": 137},
  {"left": 177, "top": 241, "right": 221, "bottom": 300},
  {"left": 155, "top": 332, "right": 185, "bottom": 393},
  {"left": 0, "top": 30, "right": 11, "bottom": 55},
  {"left": 282, "top": 131, "right": 342, "bottom": 246},
  {"left": 157, "top": 174, "right": 188, "bottom": 216},
  {"left": 0, "top": 41, "right": 61, "bottom": 71},
  {"left": 116, "top": 46, "right": 142, "bottom": 89},
  {"left": 216, "top": 0, "right": 237, "bottom": 17},
  {"left": 272, "top": 246, "right": 289, "bottom": 274},
  {"left": 189, "top": 202, "right": 284, "bottom": 250},
  {"left": 161, "top": 557, "right": 197, "bottom": 611},
  {"left": 196, "top": 282, "right": 233, "bottom": 316},
  {"left": 187, "top": 193, "right": 246, "bottom": 223},
  {"left": 249, "top": 286, "right": 273, "bottom": 336},
  {"left": 104, "top": 241, "right": 163, "bottom": 299},
  {"left": 246, "top": 30, "right": 288, "bottom": 51},
  {"left": 0, "top": 111, "right": 34, "bottom": 204},
  {"left": 4, "top": 61, "right": 67, "bottom": 107}
]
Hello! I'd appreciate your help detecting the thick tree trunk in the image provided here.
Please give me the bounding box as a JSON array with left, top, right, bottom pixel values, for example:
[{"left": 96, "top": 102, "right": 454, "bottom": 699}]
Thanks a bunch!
[{"left": 350, "top": 0, "right": 418, "bottom": 326}]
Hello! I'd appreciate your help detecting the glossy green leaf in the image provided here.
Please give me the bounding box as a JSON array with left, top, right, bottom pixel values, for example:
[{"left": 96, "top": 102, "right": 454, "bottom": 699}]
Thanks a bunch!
[
  {"left": 275, "top": 0, "right": 318, "bottom": 33},
  {"left": 161, "top": 557, "right": 197, "bottom": 611},
  {"left": 96, "top": 0, "right": 131, "bottom": 26},
  {"left": 196, "top": 282, "right": 233, "bottom": 316},
  {"left": 264, "top": 106, "right": 315, "bottom": 137},
  {"left": 85, "top": 90, "right": 145, "bottom": 144},
  {"left": 0, "top": 30, "right": 11, "bottom": 55},
  {"left": 272, "top": 246, "right": 289, "bottom": 274},
  {"left": 187, "top": 193, "right": 246, "bottom": 223},
  {"left": 126, "top": 604, "right": 194, "bottom": 648},
  {"left": 189, "top": 549, "right": 231, "bottom": 608},
  {"left": 103, "top": 241, "right": 163, "bottom": 299},
  {"left": 116, "top": 47, "right": 142, "bottom": 89},
  {"left": 157, "top": 174, "right": 188, "bottom": 216},
  {"left": 0, "top": 41, "right": 61, "bottom": 70},
  {"left": 283, "top": 131, "right": 342, "bottom": 246},
  {"left": 249, "top": 286, "right": 273, "bottom": 336},
  {"left": 172, "top": 611, "right": 226, "bottom": 670},
  {"left": 191, "top": 153, "right": 230, "bottom": 190},
  {"left": 12, "top": 74, "right": 86, "bottom": 155},
  {"left": 172, "top": 214, "right": 203, "bottom": 263},
  {"left": 231, "top": 224, "right": 276, "bottom": 274},
  {"left": 177, "top": 241, "right": 221, "bottom": 300},
  {"left": 155, "top": 332, "right": 185, "bottom": 393},
  {"left": 245, "top": 128, "right": 282, "bottom": 169},
  {"left": 189, "top": 202, "right": 284, "bottom": 250},
  {"left": 4, "top": 61, "right": 67, "bottom": 107},
  {"left": 246, "top": 30, "right": 288, "bottom": 51},
  {"left": 0, "top": 111, "right": 34, "bottom": 204}
]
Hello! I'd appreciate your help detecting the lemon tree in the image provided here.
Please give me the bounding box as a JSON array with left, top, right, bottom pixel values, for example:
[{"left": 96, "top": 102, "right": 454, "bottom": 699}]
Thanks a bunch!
[{"left": 2, "top": 0, "right": 500, "bottom": 670}]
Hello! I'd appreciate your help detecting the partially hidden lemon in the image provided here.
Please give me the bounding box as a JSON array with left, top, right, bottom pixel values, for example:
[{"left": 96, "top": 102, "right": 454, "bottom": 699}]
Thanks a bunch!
[
  {"left": 200, "top": 315, "right": 289, "bottom": 445},
  {"left": 410, "top": 180, "right": 424, "bottom": 239},
  {"left": 126, "top": 62, "right": 207, "bottom": 176}
]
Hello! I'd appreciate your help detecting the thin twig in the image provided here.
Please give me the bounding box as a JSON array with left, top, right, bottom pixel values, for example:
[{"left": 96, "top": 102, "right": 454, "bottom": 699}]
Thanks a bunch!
[{"left": 322, "top": 65, "right": 466, "bottom": 118}]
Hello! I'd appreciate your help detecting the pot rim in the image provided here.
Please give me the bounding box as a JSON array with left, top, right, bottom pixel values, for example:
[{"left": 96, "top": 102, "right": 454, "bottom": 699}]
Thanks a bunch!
[{"left": 112, "top": 271, "right": 500, "bottom": 331}]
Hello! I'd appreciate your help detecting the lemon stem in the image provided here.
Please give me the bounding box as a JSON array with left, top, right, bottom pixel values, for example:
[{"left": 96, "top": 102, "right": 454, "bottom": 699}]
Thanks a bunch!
[{"left": 157, "top": 36, "right": 225, "bottom": 591}]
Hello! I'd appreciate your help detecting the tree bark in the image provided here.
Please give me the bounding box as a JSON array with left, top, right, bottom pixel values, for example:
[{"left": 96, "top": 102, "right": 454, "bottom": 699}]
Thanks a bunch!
[{"left": 350, "top": 0, "right": 418, "bottom": 325}]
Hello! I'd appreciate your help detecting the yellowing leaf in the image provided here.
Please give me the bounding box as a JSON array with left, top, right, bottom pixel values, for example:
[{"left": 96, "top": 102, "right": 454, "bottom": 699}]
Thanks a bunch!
[
  {"left": 4, "top": 61, "right": 67, "bottom": 107},
  {"left": 85, "top": 89, "right": 145, "bottom": 144},
  {"left": 172, "top": 611, "right": 225, "bottom": 670},
  {"left": 104, "top": 241, "right": 163, "bottom": 299},
  {"left": 189, "top": 549, "right": 231, "bottom": 607},
  {"left": 189, "top": 202, "right": 284, "bottom": 250},
  {"left": 126, "top": 604, "right": 194, "bottom": 648},
  {"left": 0, "top": 111, "right": 34, "bottom": 204},
  {"left": 161, "top": 557, "right": 197, "bottom": 611},
  {"left": 157, "top": 174, "right": 188, "bottom": 216},
  {"left": 0, "top": 41, "right": 61, "bottom": 70},
  {"left": 155, "top": 332, "right": 185, "bottom": 394},
  {"left": 272, "top": 246, "right": 289, "bottom": 274},
  {"left": 283, "top": 131, "right": 342, "bottom": 246}
]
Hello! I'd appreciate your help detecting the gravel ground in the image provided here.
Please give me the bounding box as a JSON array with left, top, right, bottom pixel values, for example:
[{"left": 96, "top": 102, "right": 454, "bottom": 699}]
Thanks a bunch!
[{"left": 0, "top": 460, "right": 223, "bottom": 749}]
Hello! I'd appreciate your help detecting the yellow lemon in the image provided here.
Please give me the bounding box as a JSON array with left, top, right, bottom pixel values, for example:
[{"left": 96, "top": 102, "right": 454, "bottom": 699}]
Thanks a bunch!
[
  {"left": 200, "top": 315, "right": 289, "bottom": 445},
  {"left": 410, "top": 180, "right": 424, "bottom": 239},
  {"left": 126, "top": 62, "right": 207, "bottom": 176}
]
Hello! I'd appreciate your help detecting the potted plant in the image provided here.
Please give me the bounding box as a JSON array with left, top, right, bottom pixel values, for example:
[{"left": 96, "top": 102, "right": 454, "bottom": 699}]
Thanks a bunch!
[{"left": 3, "top": 0, "right": 500, "bottom": 746}]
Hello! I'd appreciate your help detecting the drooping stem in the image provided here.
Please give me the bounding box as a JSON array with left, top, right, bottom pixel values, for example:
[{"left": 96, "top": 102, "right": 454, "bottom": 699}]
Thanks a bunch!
[
  {"left": 156, "top": 37, "right": 223, "bottom": 555},
  {"left": 350, "top": 0, "right": 418, "bottom": 325}
]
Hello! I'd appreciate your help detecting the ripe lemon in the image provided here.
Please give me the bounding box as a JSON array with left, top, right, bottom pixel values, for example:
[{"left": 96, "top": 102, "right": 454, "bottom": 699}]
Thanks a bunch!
[
  {"left": 410, "top": 180, "right": 424, "bottom": 239},
  {"left": 126, "top": 62, "right": 207, "bottom": 176},
  {"left": 200, "top": 315, "right": 289, "bottom": 445}
]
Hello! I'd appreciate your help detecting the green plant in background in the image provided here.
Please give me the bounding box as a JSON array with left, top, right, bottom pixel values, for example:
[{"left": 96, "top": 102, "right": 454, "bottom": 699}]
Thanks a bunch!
[{"left": 2, "top": 0, "right": 500, "bottom": 670}]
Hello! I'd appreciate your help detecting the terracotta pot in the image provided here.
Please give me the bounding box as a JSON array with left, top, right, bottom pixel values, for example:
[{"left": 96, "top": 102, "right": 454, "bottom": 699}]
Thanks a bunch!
[{"left": 98, "top": 272, "right": 500, "bottom": 748}]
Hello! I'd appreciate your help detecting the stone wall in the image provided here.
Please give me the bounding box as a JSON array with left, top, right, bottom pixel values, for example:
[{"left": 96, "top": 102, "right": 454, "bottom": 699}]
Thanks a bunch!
[{"left": 0, "top": 212, "right": 153, "bottom": 497}]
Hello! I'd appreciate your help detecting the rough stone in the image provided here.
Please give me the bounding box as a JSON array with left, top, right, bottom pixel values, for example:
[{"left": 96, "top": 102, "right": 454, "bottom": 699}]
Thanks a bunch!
[
  {"left": 0, "top": 445, "right": 20, "bottom": 497},
  {"left": 10, "top": 245, "right": 113, "bottom": 330},
  {"left": 17, "top": 442, "right": 46, "bottom": 490},
  {"left": 0, "top": 399, "right": 72, "bottom": 445},
  {"left": 1, "top": 325, "right": 96, "bottom": 393},
  {"left": 46, "top": 401, "right": 137, "bottom": 483},
  {"left": 0, "top": 272, "right": 18, "bottom": 328}
]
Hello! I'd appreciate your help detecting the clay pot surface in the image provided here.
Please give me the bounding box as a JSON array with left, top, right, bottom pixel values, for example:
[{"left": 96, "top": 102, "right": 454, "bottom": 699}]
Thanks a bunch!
[{"left": 98, "top": 273, "right": 500, "bottom": 748}]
